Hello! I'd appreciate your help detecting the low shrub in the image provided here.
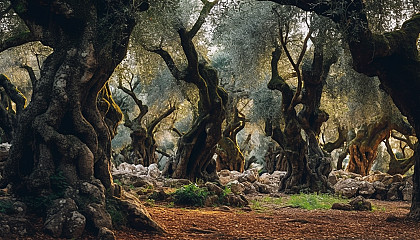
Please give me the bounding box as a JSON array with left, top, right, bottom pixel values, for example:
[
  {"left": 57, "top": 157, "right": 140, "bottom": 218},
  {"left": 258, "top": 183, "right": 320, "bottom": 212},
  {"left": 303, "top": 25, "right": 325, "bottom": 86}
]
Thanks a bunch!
[{"left": 173, "top": 184, "right": 209, "bottom": 207}]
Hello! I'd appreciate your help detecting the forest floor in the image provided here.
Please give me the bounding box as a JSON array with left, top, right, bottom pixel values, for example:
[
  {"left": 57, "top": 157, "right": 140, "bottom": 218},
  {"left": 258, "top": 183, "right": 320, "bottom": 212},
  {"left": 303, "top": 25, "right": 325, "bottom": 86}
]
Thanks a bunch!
[{"left": 23, "top": 194, "right": 420, "bottom": 240}]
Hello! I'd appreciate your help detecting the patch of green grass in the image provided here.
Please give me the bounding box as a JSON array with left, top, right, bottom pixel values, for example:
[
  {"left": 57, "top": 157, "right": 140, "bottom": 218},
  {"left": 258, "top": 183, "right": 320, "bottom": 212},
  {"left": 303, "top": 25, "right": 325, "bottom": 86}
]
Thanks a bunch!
[
  {"left": 173, "top": 183, "right": 209, "bottom": 207},
  {"left": 287, "top": 193, "right": 347, "bottom": 210},
  {"left": 372, "top": 205, "right": 386, "bottom": 212},
  {"left": 260, "top": 196, "right": 283, "bottom": 205},
  {"left": 250, "top": 199, "right": 268, "bottom": 212}
]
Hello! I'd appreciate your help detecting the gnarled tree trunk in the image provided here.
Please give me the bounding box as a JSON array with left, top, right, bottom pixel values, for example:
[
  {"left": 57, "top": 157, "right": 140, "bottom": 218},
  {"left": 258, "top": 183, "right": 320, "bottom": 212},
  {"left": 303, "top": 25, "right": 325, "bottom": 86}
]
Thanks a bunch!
[
  {"left": 150, "top": 1, "right": 227, "bottom": 181},
  {"left": 267, "top": 15, "right": 335, "bottom": 193},
  {"left": 1, "top": 1, "right": 162, "bottom": 237},
  {"left": 119, "top": 80, "right": 175, "bottom": 166},
  {"left": 347, "top": 117, "right": 413, "bottom": 176},
  {"left": 216, "top": 104, "right": 246, "bottom": 172}
]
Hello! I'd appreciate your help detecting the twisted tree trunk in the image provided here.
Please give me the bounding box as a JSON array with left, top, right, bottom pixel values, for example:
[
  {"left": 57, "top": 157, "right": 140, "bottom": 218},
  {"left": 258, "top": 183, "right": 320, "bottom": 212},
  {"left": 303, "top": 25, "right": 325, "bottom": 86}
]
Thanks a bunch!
[
  {"left": 1, "top": 1, "right": 163, "bottom": 237},
  {"left": 150, "top": 1, "right": 227, "bottom": 181},
  {"left": 216, "top": 105, "right": 246, "bottom": 172}
]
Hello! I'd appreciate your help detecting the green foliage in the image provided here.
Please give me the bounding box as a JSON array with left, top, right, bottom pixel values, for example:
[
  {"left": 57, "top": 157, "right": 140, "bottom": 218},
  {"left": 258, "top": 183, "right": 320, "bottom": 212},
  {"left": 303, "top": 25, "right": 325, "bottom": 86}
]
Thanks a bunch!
[
  {"left": 288, "top": 193, "right": 347, "bottom": 210},
  {"left": 106, "top": 198, "right": 127, "bottom": 229},
  {"left": 173, "top": 184, "right": 209, "bottom": 207},
  {"left": 0, "top": 199, "right": 13, "bottom": 214}
]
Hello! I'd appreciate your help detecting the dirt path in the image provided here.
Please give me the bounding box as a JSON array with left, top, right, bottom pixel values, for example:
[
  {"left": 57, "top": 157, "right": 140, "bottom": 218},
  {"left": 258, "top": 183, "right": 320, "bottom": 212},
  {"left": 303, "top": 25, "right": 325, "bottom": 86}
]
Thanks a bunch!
[{"left": 117, "top": 199, "right": 420, "bottom": 240}]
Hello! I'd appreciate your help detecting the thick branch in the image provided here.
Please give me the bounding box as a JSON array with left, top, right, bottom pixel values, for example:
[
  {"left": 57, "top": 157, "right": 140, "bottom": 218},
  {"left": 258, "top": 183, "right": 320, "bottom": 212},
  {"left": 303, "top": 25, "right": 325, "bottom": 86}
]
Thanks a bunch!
[
  {"left": 0, "top": 74, "right": 26, "bottom": 114},
  {"left": 20, "top": 64, "right": 37, "bottom": 86},
  {"left": 149, "top": 48, "right": 184, "bottom": 80},
  {"left": 117, "top": 82, "right": 148, "bottom": 122},
  {"left": 187, "top": 0, "right": 219, "bottom": 38},
  {"left": 324, "top": 126, "right": 347, "bottom": 153},
  {"left": 146, "top": 106, "right": 176, "bottom": 134}
]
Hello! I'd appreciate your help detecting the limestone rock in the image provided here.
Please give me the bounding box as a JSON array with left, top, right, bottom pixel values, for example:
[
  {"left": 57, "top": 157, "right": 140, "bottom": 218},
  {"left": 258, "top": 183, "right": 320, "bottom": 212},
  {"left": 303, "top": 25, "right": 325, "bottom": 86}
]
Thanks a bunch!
[
  {"left": 387, "top": 182, "right": 404, "bottom": 201},
  {"left": 238, "top": 169, "right": 259, "bottom": 183},
  {"left": 331, "top": 203, "right": 352, "bottom": 211},
  {"left": 205, "top": 182, "right": 223, "bottom": 195},
  {"left": 44, "top": 198, "right": 78, "bottom": 237},
  {"left": 229, "top": 181, "right": 244, "bottom": 195},
  {"left": 358, "top": 181, "right": 375, "bottom": 197},
  {"left": 163, "top": 178, "right": 192, "bottom": 188},
  {"left": 117, "top": 192, "right": 165, "bottom": 232},
  {"left": 62, "top": 211, "right": 86, "bottom": 239},
  {"left": 242, "top": 181, "right": 257, "bottom": 195},
  {"left": 253, "top": 182, "right": 272, "bottom": 194},
  {"left": 204, "top": 195, "right": 219, "bottom": 207},
  {"left": 334, "top": 178, "right": 360, "bottom": 198},
  {"left": 349, "top": 196, "right": 372, "bottom": 211},
  {"left": 147, "top": 164, "right": 161, "bottom": 178}
]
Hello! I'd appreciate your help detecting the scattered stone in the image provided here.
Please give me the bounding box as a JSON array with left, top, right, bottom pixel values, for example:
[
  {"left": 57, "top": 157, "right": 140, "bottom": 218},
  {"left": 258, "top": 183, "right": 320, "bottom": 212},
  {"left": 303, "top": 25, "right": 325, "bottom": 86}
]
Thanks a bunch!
[
  {"left": 349, "top": 196, "right": 372, "bottom": 211},
  {"left": 334, "top": 178, "right": 360, "bottom": 198},
  {"left": 148, "top": 189, "right": 169, "bottom": 201},
  {"left": 402, "top": 182, "right": 413, "bottom": 201},
  {"left": 133, "top": 179, "right": 154, "bottom": 188},
  {"left": 331, "top": 203, "right": 353, "bottom": 211},
  {"left": 387, "top": 182, "right": 404, "bottom": 201},
  {"left": 358, "top": 181, "right": 375, "bottom": 197},
  {"left": 253, "top": 182, "right": 272, "bottom": 194},
  {"left": 242, "top": 181, "right": 257, "bottom": 195},
  {"left": 163, "top": 179, "right": 192, "bottom": 188},
  {"left": 229, "top": 181, "right": 244, "bottom": 195},
  {"left": 147, "top": 164, "right": 161, "bottom": 178},
  {"left": 238, "top": 169, "right": 259, "bottom": 183},
  {"left": 205, "top": 182, "right": 223, "bottom": 195},
  {"left": 218, "top": 205, "right": 232, "bottom": 211}
]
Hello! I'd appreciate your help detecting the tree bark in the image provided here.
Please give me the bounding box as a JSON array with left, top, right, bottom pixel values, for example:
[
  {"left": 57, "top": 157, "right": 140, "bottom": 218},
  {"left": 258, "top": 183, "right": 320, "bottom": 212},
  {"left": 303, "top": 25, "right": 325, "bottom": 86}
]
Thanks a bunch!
[
  {"left": 1, "top": 0, "right": 163, "bottom": 236},
  {"left": 216, "top": 103, "right": 246, "bottom": 172}
]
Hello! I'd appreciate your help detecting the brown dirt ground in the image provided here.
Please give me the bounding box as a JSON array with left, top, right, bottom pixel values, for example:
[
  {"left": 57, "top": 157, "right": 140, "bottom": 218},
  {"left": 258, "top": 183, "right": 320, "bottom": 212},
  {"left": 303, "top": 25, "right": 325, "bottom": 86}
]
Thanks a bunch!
[{"left": 15, "top": 195, "right": 420, "bottom": 240}]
